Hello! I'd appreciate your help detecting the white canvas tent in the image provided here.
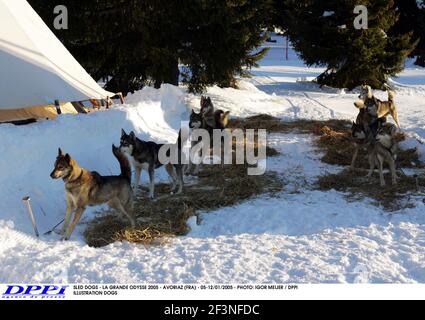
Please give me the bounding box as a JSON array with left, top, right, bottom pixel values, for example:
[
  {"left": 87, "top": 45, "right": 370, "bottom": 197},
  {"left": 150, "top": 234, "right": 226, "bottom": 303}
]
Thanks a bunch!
[{"left": 0, "top": 0, "right": 114, "bottom": 122}]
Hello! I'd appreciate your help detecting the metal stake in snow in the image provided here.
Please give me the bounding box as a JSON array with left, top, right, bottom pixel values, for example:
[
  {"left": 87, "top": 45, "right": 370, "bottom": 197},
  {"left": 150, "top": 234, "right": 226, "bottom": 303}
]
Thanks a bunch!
[{"left": 23, "top": 196, "right": 39, "bottom": 237}]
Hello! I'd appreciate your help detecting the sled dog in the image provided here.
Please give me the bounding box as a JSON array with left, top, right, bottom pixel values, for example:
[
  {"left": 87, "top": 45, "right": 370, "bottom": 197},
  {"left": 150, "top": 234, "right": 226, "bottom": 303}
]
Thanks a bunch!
[
  {"left": 50, "top": 146, "right": 135, "bottom": 240},
  {"left": 354, "top": 85, "right": 400, "bottom": 128},
  {"left": 120, "top": 129, "right": 187, "bottom": 198},
  {"left": 200, "top": 96, "right": 230, "bottom": 132},
  {"left": 351, "top": 121, "right": 399, "bottom": 186}
]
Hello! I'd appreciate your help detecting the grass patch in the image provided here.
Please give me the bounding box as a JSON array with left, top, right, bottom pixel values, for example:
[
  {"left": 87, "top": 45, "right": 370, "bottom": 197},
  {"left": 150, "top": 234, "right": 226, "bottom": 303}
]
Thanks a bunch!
[
  {"left": 316, "top": 125, "right": 422, "bottom": 169},
  {"left": 84, "top": 136, "right": 283, "bottom": 248},
  {"left": 84, "top": 114, "right": 425, "bottom": 246},
  {"left": 317, "top": 169, "right": 425, "bottom": 211},
  {"left": 230, "top": 114, "right": 425, "bottom": 211},
  {"left": 228, "top": 115, "right": 350, "bottom": 134},
  {"left": 85, "top": 165, "right": 282, "bottom": 248},
  {"left": 313, "top": 122, "right": 424, "bottom": 211}
]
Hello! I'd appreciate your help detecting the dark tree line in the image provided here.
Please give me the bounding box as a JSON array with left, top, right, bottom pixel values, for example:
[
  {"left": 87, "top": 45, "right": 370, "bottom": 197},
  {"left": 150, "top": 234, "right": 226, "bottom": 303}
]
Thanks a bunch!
[
  {"left": 29, "top": 0, "right": 272, "bottom": 95},
  {"left": 30, "top": 0, "right": 425, "bottom": 92},
  {"left": 271, "top": 0, "right": 422, "bottom": 89}
]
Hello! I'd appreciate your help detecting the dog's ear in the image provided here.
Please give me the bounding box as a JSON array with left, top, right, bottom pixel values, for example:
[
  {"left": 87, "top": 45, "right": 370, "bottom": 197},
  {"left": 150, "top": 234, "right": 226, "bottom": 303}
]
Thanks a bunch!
[
  {"left": 121, "top": 129, "right": 127, "bottom": 137},
  {"left": 64, "top": 153, "right": 71, "bottom": 163},
  {"left": 207, "top": 97, "right": 212, "bottom": 103},
  {"left": 58, "top": 148, "right": 64, "bottom": 156},
  {"left": 129, "top": 131, "right": 136, "bottom": 140}
]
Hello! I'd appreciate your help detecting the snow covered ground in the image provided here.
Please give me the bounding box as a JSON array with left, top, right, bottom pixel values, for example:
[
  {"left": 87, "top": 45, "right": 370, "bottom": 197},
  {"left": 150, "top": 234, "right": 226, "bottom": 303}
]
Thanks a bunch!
[{"left": 1, "top": 35, "right": 425, "bottom": 284}]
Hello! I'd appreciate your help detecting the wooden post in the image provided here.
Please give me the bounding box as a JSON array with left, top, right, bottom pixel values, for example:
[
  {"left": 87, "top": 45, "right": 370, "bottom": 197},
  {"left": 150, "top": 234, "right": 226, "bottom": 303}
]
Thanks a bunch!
[
  {"left": 118, "top": 92, "right": 125, "bottom": 104},
  {"left": 71, "top": 101, "right": 88, "bottom": 114},
  {"left": 55, "top": 99, "right": 62, "bottom": 115},
  {"left": 106, "top": 97, "right": 110, "bottom": 109}
]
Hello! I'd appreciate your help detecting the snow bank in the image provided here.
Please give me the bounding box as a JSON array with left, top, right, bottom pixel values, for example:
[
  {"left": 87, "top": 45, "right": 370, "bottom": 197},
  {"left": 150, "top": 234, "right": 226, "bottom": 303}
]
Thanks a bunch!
[
  {"left": 0, "top": 85, "right": 190, "bottom": 235},
  {"left": 1, "top": 37, "right": 425, "bottom": 283}
]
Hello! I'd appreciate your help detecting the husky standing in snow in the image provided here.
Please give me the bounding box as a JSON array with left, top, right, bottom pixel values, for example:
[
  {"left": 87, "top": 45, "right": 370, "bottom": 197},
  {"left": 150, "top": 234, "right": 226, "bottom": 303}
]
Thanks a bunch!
[
  {"left": 200, "top": 96, "right": 230, "bottom": 132},
  {"left": 354, "top": 85, "right": 400, "bottom": 128},
  {"left": 187, "top": 97, "right": 231, "bottom": 175},
  {"left": 119, "top": 129, "right": 187, "bottom": 198},
  {"left": 350, "top": 105, "right": 381, "bottom": 169},
  {"left": 50, "top": 146, "right": 135, "bottom": 240},
  {"left": 351, "top": 120, "right": 399, "bottom": 186}
]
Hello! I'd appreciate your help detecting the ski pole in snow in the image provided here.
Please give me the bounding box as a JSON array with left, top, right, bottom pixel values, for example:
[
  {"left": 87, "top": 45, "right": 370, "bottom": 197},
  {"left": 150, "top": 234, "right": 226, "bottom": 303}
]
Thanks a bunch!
[{"left": 22, "top": 196, "right": 39, "bottom": 237}]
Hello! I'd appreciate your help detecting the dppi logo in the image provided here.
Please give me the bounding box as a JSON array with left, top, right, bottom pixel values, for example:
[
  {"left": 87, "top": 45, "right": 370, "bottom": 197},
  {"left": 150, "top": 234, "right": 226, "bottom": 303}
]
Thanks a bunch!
[{"left": 2, "top": 285, "right": 68, "bottom": 299}]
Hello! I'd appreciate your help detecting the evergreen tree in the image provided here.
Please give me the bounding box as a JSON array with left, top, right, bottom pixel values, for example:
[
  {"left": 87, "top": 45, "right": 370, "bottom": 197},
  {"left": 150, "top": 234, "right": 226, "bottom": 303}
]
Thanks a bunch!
[
  {"left": 29, "top": 0, "right": 271, "bottom": 94},
  {"left": 270, "top": 0, "right": 290, "bottom": 31},
  {"left": 418, "top": 3, "right": 425, "bottom": 66},
  {"left": 180, "top": 0, "right": 272, "bottom": 92},
  {"left": 29, "top": 0, "right": 151, "bottom": 94},
  {"left": 277, "top": 0, "right": 417, "bottom": 89},
  {"left": 391, "top": 0, "right": 425, "bottom": 66}
]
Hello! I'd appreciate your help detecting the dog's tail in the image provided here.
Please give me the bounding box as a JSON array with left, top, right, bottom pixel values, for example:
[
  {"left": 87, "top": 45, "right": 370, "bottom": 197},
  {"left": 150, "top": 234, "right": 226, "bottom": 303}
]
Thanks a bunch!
[
  {"left": 221, "top": 111, "right": 230, "bottom": 128},
  {"left": 112, "top": 144, "right": 131, "bottom": 183},
  {"left": 214, "top": 110, "right": 230, "bottom": 129},
  {"left": 387, "top": 90, "right": 395, "bottom": 103}
]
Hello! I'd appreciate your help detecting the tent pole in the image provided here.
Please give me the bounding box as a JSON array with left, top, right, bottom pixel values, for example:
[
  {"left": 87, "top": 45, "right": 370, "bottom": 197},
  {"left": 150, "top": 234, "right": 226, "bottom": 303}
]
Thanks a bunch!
[{"left": 54, "top": 100, "right": 62, "bottom": 115}]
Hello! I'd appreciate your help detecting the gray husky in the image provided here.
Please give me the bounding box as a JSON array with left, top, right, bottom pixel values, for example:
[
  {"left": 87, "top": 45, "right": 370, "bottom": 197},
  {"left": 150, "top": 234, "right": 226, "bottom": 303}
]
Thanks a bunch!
[
  {"left": 352, "top": 121, "right": 399, "bottom": 186},
  {"left": 50, "top": 146, "right": 135, "bottom": 240},
  {"left": 186, "top": 98, "right": 231, "bottom": 175},
  {"left": 120, "top": 129, "right": 186, "bottom": 198},
  {"left": 200, "top": 96, "right": 230, "bottom": 132}
]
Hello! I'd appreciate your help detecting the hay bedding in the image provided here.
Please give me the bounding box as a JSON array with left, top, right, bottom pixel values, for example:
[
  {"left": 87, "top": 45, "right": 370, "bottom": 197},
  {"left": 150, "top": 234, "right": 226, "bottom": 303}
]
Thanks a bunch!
[
  {"left": 313, "top": 124, "right": 424, "bottom": 211},
  {"left": 85, "top": 114, "right": 424, "bottom": 247},
  {"left": 84, "top": 133, "right": 283, "bottom": 247},
  {"left": 228, "top": 115, "right": 424, "bottom": 211},
  {"left": 316, "top": 126, "right": 422, "bottom": 169},
  {"left": 318, "top": 169, "right": 425, "bottom": 211}
]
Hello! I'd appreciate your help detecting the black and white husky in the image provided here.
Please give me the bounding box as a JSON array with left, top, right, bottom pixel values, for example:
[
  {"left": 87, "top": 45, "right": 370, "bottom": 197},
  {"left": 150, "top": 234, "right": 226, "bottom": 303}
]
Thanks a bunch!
[{"left": 120, "top": 129, "right": 187, "bottom": 198}]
